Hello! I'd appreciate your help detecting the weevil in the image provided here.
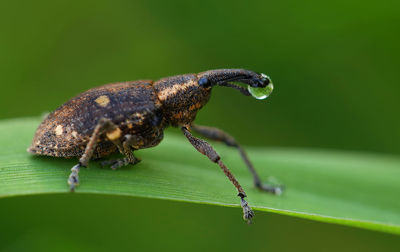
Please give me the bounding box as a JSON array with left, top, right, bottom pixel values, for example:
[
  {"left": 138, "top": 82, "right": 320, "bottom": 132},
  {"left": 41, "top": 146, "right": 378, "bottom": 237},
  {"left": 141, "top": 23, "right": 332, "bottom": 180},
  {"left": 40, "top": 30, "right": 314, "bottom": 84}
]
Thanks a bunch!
[{"left": 28, "top": 69, "right": 283, "bottom": 223}]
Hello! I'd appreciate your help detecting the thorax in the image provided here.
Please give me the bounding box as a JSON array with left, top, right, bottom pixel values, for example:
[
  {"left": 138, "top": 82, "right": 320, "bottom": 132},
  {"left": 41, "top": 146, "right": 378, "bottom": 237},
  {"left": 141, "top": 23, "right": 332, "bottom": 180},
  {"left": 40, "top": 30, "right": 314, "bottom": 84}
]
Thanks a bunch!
[{"left": 152, "top": 74, "right": 211, "bottom": 127}]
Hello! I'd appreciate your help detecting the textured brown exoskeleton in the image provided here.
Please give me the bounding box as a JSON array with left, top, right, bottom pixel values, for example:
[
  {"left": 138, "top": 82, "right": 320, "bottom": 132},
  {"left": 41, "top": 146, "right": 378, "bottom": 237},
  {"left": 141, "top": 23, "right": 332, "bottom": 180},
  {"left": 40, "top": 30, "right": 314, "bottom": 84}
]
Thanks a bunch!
[{"left": 28, "top": 69, "right": 283, "bottom": 223}]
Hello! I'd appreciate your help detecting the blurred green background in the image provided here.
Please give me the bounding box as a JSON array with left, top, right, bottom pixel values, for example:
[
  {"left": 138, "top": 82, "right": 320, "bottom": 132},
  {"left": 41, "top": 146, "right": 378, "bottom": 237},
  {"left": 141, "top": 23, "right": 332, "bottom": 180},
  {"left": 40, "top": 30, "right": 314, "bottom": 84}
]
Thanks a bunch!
[{"left": 1, "top": 0, "right": 399, "bottom": 251}]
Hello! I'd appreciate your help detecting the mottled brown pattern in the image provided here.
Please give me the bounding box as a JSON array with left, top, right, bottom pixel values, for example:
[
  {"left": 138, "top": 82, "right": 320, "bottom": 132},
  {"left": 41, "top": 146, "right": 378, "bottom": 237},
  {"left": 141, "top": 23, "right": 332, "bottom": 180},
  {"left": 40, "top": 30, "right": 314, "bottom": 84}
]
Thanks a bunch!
[
  {"left": 28, "top": 80, "right": 165, "bottom": 157},
  {"left": 28, "top": 70, "right": 269, "bottom": 160},
  {"left": 28, "top": 74, "right": 211, "bottom": 158}
]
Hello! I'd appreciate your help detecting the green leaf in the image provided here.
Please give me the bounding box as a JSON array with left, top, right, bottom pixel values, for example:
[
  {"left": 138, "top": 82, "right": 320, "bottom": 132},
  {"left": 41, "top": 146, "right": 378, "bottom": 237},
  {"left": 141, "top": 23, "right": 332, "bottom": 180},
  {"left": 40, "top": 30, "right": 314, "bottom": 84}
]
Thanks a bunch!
[{"left": 1, "top": 117, "right": 400, "bottom": 234}]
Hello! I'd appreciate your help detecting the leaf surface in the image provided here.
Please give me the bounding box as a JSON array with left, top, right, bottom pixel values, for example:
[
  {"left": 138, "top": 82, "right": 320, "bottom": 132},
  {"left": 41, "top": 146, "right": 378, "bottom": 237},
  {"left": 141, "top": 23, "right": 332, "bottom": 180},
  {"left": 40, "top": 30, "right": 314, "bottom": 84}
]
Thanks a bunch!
[{"left": 1, "top": 118, "right": 400, "bottom": 234}]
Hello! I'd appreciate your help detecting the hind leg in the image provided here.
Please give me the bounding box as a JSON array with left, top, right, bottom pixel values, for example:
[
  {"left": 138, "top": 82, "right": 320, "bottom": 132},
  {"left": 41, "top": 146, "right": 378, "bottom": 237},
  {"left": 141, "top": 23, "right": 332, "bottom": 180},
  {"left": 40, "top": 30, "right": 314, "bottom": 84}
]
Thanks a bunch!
[
  {"left": 68, "top": 118, "right": 119, "bottom": 192},
  {"left": 191, "top": 124, "right": 284, "bottom": 195}
]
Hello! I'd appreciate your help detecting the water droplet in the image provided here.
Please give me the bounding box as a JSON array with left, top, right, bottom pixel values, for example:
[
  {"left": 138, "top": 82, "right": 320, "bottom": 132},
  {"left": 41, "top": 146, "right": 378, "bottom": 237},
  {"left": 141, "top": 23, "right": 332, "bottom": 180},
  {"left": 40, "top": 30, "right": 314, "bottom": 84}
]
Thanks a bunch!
[{"left": 248, "top": 82, "right": 274, "bottom": 100}]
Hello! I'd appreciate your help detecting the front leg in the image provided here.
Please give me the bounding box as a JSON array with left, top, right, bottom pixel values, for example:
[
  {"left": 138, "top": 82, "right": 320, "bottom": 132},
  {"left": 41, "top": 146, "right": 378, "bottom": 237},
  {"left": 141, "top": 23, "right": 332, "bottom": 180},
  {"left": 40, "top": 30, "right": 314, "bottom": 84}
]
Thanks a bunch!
[
  {"left": 181, "top": 126, "right": 254, "bottom": 223},
  {"left": 191, "top": 124, "right": 284, "bottom": 195}
]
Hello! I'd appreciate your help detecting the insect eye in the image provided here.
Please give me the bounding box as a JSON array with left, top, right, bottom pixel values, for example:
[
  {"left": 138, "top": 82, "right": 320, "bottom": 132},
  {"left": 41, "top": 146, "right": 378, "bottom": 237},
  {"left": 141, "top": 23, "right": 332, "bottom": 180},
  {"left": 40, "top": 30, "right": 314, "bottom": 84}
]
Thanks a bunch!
[{"left": 198, "top": 77, "right": 211, "bottom": 88}]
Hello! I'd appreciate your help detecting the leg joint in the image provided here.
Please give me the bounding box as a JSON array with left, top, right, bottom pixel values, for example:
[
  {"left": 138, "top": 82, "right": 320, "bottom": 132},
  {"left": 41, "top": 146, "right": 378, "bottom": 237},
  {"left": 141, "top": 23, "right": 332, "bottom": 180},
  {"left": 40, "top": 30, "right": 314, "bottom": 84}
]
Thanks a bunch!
[{"left": 238, "top": 192, "right": 247, "bottom": 198}]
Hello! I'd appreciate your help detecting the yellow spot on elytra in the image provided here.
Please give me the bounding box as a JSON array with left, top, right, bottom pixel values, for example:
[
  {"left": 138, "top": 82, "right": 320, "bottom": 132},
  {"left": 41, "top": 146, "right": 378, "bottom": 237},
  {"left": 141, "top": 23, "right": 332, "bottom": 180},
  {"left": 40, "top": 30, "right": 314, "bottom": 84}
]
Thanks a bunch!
[
  {"left": 95, "top": 95, "right": 110, "bottom": 107},
  {"left": 106, "top": 128, "right": 122, "bottom": 141},
  {"left": 72, "top": 131, "right": 78, "bottom": 138},
  {"left": 127, "top": 123, "right": 133, "bottom": 129},
  {"left": 157, "top": 80, "right": 197, "bottom": 101},
  {"left": 55, "top": 125, "right": 63, "bottom": 136}
]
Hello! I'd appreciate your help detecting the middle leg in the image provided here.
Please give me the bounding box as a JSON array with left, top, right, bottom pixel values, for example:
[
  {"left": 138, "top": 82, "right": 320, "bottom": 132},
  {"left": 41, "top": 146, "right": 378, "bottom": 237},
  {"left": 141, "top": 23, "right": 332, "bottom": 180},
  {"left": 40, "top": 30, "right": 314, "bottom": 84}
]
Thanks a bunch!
[
  {"left": 181, "top": 126, "right": 254, "bottom": 223},
  {"left": 101, "top": 134, "right": 141, "bottom": 170}
]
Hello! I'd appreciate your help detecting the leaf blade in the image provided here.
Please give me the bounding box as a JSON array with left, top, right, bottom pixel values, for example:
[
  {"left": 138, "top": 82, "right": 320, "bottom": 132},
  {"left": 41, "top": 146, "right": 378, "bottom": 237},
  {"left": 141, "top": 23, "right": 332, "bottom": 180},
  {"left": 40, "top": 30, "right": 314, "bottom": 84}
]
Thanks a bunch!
[{"left": 1, "top": 118, "right": 400, "bottom": 234}]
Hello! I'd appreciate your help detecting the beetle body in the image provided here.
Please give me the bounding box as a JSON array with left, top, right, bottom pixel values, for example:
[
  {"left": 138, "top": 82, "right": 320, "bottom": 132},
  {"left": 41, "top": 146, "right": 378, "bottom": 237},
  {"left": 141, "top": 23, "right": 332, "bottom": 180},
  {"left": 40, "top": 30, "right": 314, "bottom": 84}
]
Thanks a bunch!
[
  {"left": 28, "top": 74, "right": 211, "bottom": 158},
  {"left": 28, "top": 69, "right": 281, "bottom": 224}
]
